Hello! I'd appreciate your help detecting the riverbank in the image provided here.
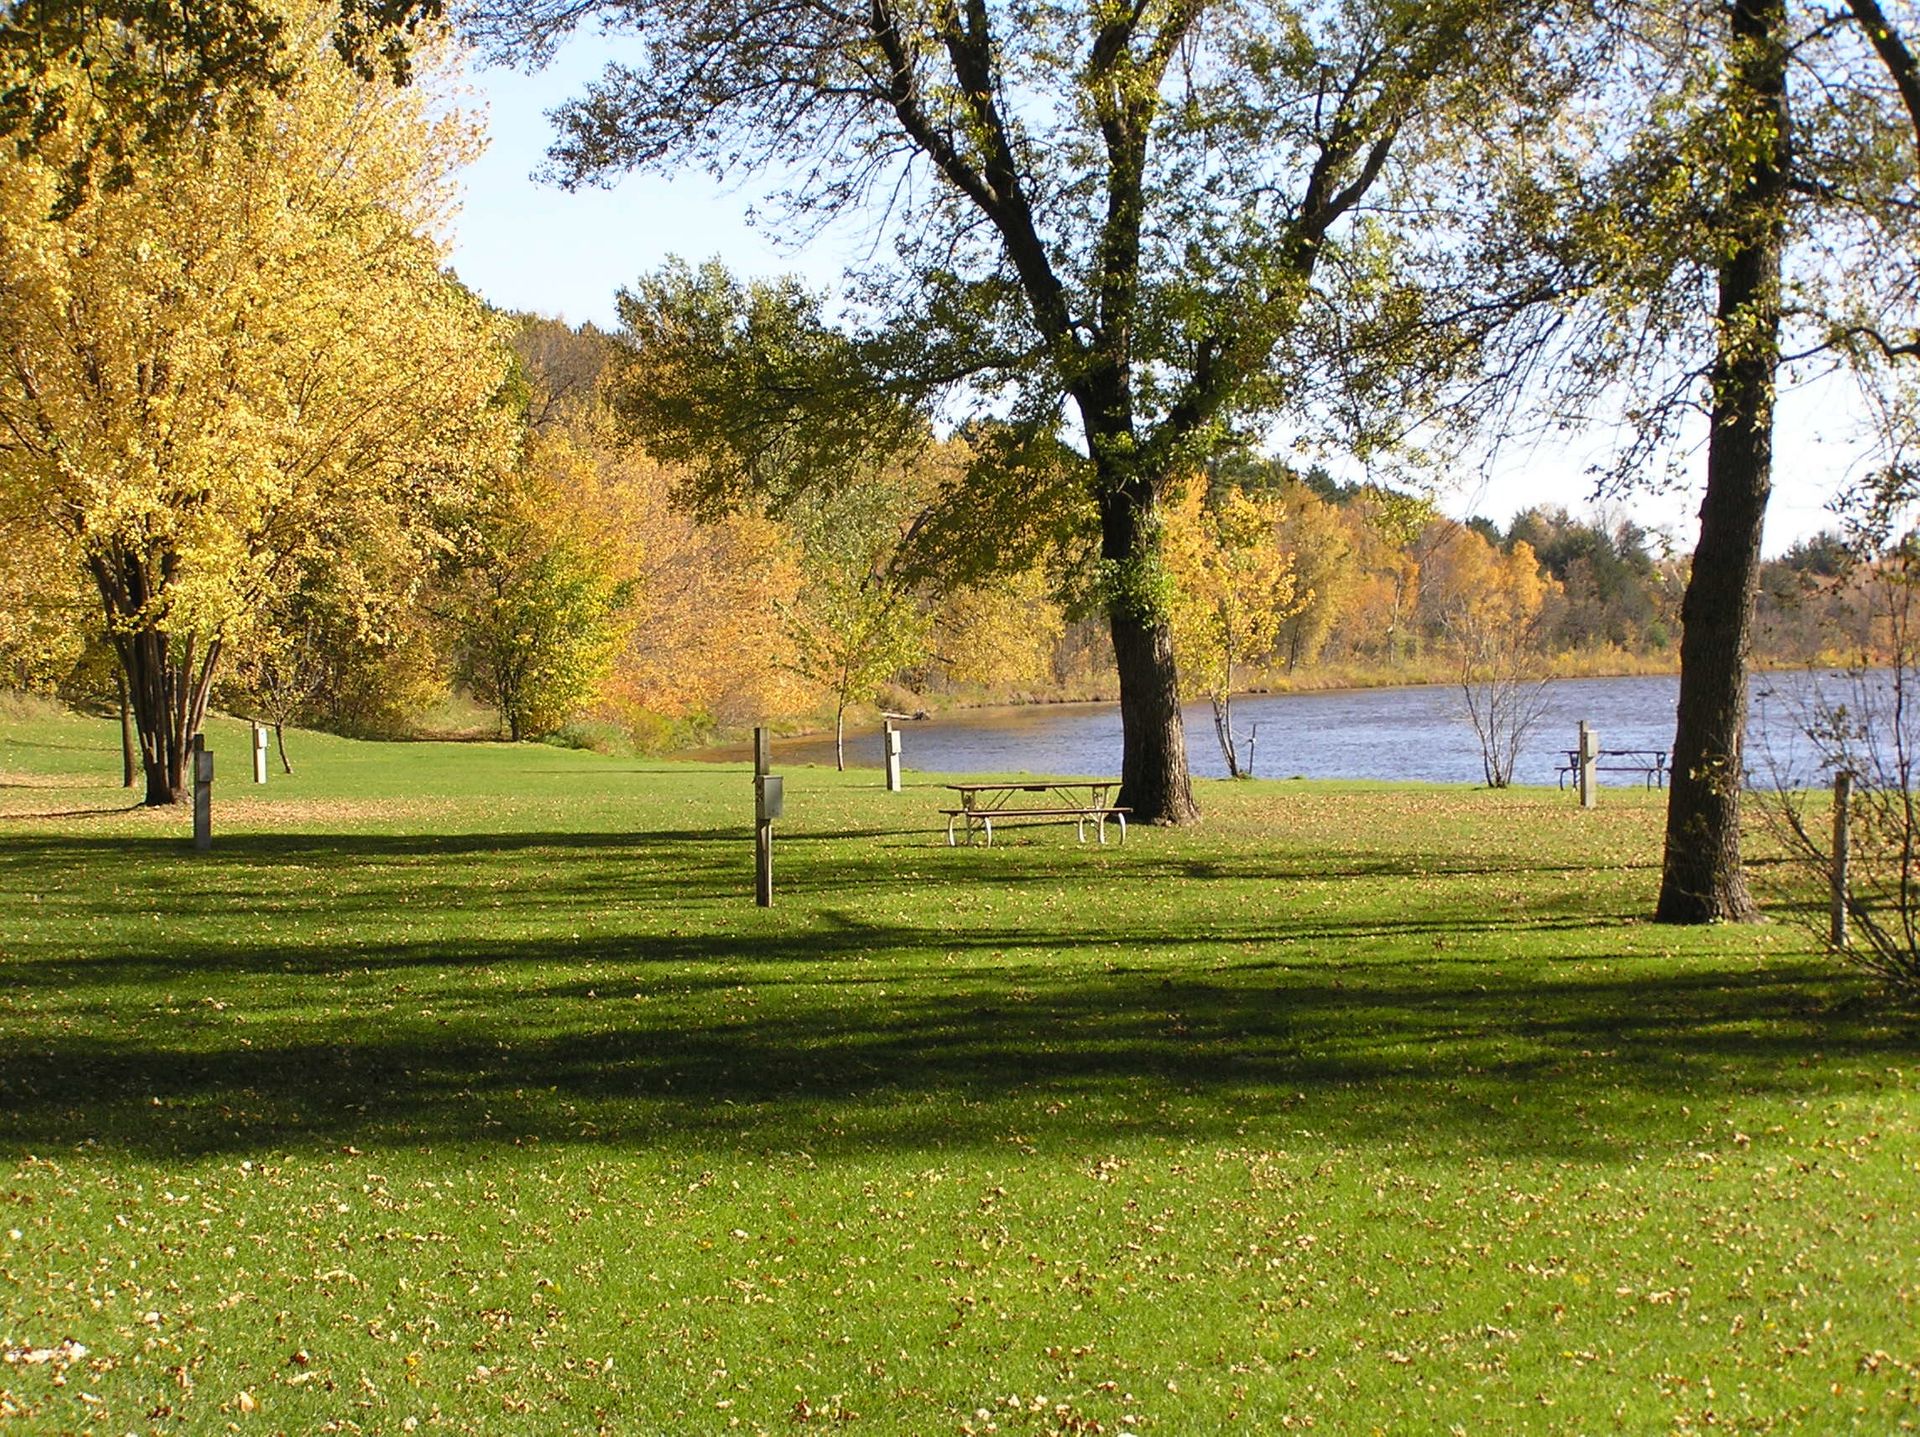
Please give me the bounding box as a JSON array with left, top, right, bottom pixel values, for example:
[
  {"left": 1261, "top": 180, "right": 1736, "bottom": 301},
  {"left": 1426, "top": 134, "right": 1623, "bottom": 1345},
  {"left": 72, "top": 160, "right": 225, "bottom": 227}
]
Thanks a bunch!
[
  {"left": 893, "top": 646, "right": 1685, "bottom": 715},
  {"left": 669, "top": 651, "right": 1687, "bottom": 762},
  {"left": 700, "top": 675, "right": 1707, "bottom": 783}
]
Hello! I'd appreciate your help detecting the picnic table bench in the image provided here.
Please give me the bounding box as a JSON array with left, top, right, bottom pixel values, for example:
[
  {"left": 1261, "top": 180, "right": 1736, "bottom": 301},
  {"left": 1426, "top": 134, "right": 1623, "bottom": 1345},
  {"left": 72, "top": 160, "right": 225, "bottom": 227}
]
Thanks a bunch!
[
  {"left": 941, "top": 781, "right": 1130, "bottom": 846},
  {"left": 1557, "top": 748, "right": 1669, "bottom": 789}
]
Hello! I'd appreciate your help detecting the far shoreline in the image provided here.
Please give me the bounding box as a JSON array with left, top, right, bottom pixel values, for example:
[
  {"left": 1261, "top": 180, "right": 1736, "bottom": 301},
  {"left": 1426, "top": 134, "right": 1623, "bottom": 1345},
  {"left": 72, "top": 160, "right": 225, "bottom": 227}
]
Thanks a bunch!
[{"left": 675, "top": 664, "right": 1714, "bottom": 765}]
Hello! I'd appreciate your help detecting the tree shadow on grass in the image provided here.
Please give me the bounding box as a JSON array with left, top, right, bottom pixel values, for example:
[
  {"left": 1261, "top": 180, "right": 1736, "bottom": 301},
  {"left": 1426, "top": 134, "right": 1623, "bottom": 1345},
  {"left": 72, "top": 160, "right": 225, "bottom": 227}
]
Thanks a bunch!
[
  {"left": 0, "top": 801, "right": 145, "bottom": 819},
  {"left": 2, "top": 825, "right": 1908, "bottom": 1167},
  {"left": 2, "top": 922, "right": 1907, "bottom": 1167}
]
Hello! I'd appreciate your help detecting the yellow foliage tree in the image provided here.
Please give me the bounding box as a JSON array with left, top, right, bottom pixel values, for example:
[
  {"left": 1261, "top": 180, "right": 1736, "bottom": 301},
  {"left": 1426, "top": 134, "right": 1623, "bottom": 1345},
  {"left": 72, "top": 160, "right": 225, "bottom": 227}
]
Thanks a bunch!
[
  {"left": 1270, "top": 485, "right": 1356, "bottom": 673},
  {"left": 603, "top": 469, "right": 810, "bottom": 741},
  {"left": 778, "top": 476, "right": 933, "bottom": 770},
  {"left": 0, "top": 497, "right": 88, "bottom": 692},
  {"left": 0, "top": 5, "right": 505, "bottom": 802},
  {"left": 1424, "top": 529, "right": 1558, "bottom": 786},
  {"left": 1165, "top": 482, "right": 1304, "bottom": 778},
  {"left": 451, "top": 410, "right": 643, "bottom": 742},
  {"left": 930, "top": 565, "right": 1065, "bottom": 694}
]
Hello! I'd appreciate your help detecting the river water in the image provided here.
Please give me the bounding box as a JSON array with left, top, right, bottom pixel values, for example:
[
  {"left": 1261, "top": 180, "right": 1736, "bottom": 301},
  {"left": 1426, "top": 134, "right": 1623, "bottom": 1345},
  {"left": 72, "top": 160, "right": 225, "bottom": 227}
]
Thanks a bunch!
[{"left": 745, "top": 671, "right": 1868, "bottom": 786}]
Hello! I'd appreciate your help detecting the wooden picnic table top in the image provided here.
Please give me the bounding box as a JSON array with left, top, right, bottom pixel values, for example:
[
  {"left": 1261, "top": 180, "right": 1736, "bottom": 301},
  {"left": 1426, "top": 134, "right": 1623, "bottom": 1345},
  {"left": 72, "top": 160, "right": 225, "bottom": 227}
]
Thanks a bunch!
[{"left": 944, "top": 779, "right": 1119, "bottom": 810}]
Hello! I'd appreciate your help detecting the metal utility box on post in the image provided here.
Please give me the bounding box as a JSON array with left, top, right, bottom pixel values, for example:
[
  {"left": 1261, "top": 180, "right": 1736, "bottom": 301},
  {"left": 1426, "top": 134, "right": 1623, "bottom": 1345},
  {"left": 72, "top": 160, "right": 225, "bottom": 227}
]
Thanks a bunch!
[
  {"left": 1578, "top": 721, "right": 1599, "bottom": 810},
  {"left": 753, "top": 727, "right": 776, "bottom": 907},
  {"left": 192, "top": 735, "right": 213, "bottom": 851},
  {"left": 883, "top": 720, "right": 902, "bottom": 793},
  {"left": 252, "top": 723, "right": 269, "bottom": 785}
]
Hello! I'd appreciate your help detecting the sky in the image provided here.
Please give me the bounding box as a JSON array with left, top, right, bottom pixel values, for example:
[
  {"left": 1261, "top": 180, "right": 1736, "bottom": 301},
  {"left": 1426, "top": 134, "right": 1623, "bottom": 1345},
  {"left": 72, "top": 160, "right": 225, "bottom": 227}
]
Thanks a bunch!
[{"left": 447, "top": 37, "right": 1864, "bottom": 559}]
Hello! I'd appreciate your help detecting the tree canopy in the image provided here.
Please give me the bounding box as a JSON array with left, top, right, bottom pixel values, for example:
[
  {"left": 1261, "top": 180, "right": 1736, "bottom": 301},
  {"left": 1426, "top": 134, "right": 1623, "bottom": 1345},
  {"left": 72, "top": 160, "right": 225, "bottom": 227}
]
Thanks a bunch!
[
  {"left": 0, "top": 0, "right": 445, "bottom": 213},
  {"left": 473, "top": 0, "right": 1568, "bottom": 820},
  {"left": 0, "top": 1, "right": 507, "bottom": 802},
  {"left": 1488, "top": 0, "right": 1920, "bottom": 919}
]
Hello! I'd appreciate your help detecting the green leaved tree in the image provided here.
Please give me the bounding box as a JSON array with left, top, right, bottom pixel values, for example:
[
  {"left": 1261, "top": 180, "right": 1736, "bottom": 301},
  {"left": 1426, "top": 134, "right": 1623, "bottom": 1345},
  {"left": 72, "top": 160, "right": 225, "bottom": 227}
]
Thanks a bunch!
[
  {"left": 1496, "top": 0, "right": 1920, "bottom": 919},
  {"left": 450, "top": 418, "right": 641, "bottom": 743},
  {"left": 472, "top": 0, "right": 1568, "bottom": 823},
  {"left": 779, "top": 478, "right": 932, "bottom": 772}
]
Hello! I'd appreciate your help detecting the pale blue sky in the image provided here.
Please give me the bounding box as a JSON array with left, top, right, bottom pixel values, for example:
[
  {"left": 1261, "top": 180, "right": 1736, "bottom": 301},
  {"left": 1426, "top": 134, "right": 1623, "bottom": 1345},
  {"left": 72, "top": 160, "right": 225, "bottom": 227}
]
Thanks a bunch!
[
  {"left": 448, "top": 38, "right": 1855, "bottom": 554},
  {"left": 449, "top": 42, "right": 845, "bottom": 328}
]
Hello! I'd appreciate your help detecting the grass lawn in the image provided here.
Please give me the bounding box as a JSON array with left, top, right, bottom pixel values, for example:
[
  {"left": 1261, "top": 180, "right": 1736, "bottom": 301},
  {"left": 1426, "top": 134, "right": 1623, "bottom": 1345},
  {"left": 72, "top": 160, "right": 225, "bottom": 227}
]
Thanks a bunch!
[{"left": 1, "top": 705, "right": 1915, "bottom": 1434}]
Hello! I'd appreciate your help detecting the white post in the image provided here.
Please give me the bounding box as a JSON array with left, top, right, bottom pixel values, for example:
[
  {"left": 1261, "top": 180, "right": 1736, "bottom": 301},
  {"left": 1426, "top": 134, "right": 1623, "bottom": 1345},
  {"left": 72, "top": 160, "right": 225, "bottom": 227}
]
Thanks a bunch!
[
  {"left": 252, "top": 723, "right": 269, "bottom": 785},
  {"left": 884, "top": 720, "right": 902, "bottom": 793},
  {"left": 1578, "top": 721, "right": 1598, "bottom": 810},
  {"left": 192, "top": 736, "right": 213, "bottom": 852}
]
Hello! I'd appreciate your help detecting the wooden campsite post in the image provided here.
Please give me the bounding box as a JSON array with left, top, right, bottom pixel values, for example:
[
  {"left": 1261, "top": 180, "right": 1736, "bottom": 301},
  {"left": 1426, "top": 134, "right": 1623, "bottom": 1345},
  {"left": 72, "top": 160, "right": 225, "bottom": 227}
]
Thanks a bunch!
[
  {"left": 753, "top": 727, "right": 779, "bottom": 907},
  {"left": 1578, "top": 721, "right": 1599, "bottom": 810},
  {"left": 252, "top": 723, "right": 269, "bottom": 785},
  {"left": 192, "top": 735, "right": 213, "bottom": 852},
  {"left": 1832, "top": 769, "right": 1852, "bottom": 948}
]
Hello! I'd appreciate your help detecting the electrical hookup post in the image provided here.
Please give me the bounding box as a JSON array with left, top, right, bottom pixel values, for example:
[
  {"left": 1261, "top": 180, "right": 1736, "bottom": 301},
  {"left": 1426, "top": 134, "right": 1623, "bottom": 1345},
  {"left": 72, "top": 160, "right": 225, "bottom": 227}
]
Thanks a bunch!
[
  {"left": 191, "top": 735, "right": 214, "bottom": 851},
  {"left": 881, "top": 714, "right": 905, "bottom": 793},
  {"left": 252, "top": 722, "right": 269, "bottom": 784},
  {"left": 753, "top": 727, "right": 782, "bottom": 907},
  {"left": 1578, "top": 721, "right": 1599, "bottom": 810}
]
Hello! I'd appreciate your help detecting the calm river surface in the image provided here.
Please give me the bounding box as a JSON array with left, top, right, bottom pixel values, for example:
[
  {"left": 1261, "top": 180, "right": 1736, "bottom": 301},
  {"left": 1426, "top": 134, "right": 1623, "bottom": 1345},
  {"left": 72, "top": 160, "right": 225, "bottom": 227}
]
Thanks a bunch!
[{"left": 744, "top": 671, "right": 1859, "bottom": 786}]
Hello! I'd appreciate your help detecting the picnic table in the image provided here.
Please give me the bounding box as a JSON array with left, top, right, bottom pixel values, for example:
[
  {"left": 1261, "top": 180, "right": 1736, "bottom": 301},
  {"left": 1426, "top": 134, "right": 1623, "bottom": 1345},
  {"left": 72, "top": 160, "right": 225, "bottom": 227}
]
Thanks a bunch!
[
  {"left": 941, "top": 780, "right": 1129, "bottom": 846},
  {"left": 1556, "top": 748, "right": 1670, "bottom": 790}
]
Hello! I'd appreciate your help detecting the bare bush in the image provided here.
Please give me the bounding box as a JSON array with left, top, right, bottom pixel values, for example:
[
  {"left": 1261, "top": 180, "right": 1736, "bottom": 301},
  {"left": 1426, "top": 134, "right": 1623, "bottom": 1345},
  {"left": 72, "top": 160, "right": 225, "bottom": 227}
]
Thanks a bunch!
[{"left": 1756, "top": 540, "right": 1920, "bottom": 995}]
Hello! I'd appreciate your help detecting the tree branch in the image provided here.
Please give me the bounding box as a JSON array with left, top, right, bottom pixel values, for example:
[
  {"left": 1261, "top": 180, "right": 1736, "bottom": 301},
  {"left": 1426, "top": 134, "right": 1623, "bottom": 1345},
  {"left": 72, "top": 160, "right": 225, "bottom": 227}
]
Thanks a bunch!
[{"left": 1847, "top": 0, "right": 1920, "bottom": 161}]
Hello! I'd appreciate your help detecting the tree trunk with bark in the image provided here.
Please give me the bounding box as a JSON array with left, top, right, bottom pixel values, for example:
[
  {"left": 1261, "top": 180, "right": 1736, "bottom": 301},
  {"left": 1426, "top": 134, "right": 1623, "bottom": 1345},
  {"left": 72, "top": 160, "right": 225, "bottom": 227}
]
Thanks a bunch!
[
  {"left": 1656, "top": 0, "right": 1788, "bottom": 924},
  {"left": 90, "top": 549, "right": 222, "bottom": 806},
  {"left": 111, "top": 627, "right": 220, "bottom": 806},
  {"left": 117, "top": 670, "right": 136, "bottom": 788},
  {"left": 1099, "top": 486, "right": 1197, "bottom": 825},
  {"left": 1212, "top": 692, "right": 1244, "bottom": 780}
]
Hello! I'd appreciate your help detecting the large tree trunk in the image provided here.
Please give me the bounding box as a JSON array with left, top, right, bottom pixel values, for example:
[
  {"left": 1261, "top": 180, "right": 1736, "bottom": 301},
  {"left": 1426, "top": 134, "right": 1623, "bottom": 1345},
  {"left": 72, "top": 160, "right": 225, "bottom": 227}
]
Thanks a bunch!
[
  {"left": 117, "top": 669, "right": 136, "bottom": 788},
  {"left": 1099, "top": 488, "right": 1197, "bottom": 824},
  {"left": 111, "top": 627, "right": 221, "bottom": 805},
  {"left": 1655, "top": 0, "right": 1788, "bottom": 924},
  {"left": 1111, "top": 609, "right": 1196, "bottom": 820},
  {"left": 90, "top": 549, "right": 221, "bottom": 806}
]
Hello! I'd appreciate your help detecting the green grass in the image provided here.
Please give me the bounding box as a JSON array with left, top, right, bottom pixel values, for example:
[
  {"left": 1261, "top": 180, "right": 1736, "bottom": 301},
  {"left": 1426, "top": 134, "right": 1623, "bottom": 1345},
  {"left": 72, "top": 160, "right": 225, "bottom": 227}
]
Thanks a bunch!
[{"left": 1, "top": 708, "right": 1915, "bottom": 1434}]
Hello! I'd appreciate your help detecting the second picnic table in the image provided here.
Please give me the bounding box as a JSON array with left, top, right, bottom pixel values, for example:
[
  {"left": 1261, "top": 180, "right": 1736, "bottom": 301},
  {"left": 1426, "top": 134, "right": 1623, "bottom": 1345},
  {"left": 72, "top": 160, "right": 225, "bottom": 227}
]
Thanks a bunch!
[
  {"left": 1556, "top": 748, "right": 1670, "bottom": 790},
  {"left": 941, "top": 781, "right": 1129, "bottom": 846}
]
